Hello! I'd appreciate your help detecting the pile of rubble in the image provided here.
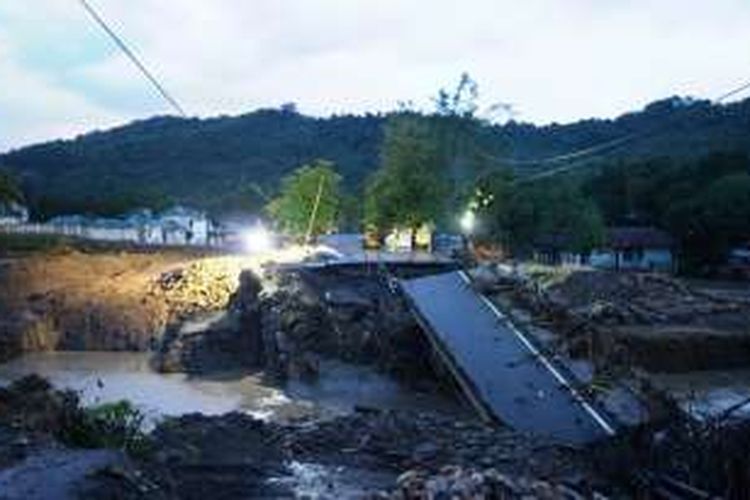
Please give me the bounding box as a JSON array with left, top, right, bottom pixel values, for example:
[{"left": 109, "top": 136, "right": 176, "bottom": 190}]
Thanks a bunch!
[
  {"left": 281, "top": 408, "right": 586, "bottom": 481},
  {"left": 151, "top": 270, "right": 264, "bottom": 373},
  {"left": 496, "top": 267, "right": 750, "bottom": 372},
  {"left": 392, "top": 467, "right": 608, "bottom": 499},
  {"left": 146, "top": 257, "right": 245, "bottom": 321},
  {"left": 545, "top": 271, "right": 750, "bottom": 330},
  {"left": 260, "top": 268, "right": 433, "bottom": 382},
  {"left": 145, "top": 409, "right": 601, "bottom": 499}
]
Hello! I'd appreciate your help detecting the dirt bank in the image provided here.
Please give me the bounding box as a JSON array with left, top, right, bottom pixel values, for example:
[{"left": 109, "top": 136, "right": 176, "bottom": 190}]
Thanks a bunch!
[
  {"left": 486, "top": 266, "right": 750, "bottom": 373},
  {"left": 0, "top": 250, "right": 248, "bottom": 362}
]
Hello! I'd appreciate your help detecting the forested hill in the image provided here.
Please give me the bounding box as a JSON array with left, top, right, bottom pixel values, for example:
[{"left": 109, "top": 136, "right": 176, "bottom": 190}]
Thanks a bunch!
[{"left": 2, "top": 96, "right": 750, "bottom": 218}]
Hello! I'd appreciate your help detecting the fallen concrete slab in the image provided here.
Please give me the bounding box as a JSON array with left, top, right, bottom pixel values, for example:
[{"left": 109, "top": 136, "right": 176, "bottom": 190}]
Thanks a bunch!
[{"left": 400, "top": 271, "right": 616, "bottom": 445}]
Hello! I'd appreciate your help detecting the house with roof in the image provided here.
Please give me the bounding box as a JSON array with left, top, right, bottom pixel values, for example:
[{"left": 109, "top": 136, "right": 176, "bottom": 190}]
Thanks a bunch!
[
  {"left": 0, "top": 201, "right": 29, "bottom": 226},
  {"left": 721, "top": 241, "right": 750, "bottom": 279},
  {"left": 158, "top": 205, "right": 212, "bottom": 245},
  {"left": 590, "top": 226, "right": 675, "bottom": 272}
]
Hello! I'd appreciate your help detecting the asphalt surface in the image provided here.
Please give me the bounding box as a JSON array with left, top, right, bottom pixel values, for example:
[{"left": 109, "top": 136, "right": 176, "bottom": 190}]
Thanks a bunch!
[{"left": 400, "top": 271, "right": 615, "bottom": 445}]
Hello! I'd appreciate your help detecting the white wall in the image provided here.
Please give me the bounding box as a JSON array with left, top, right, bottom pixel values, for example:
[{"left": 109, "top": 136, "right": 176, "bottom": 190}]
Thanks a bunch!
[
  {"left": 1, "top": 211, "right": 217, "bottom": 248},
  {"left": 159, "top": 215, "right": 210, "bottom": 245}
]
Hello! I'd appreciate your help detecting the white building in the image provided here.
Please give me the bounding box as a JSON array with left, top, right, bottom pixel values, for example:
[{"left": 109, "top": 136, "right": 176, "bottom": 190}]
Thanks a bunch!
[
  {"left": 158, "top": 206, "right": 212, "bottom": 245},
  {"left": 0, "top": 201, "right": 29, "bottom": 226},
  {"left": 590, "top": 227, "right": 674, "bottom": 272}
]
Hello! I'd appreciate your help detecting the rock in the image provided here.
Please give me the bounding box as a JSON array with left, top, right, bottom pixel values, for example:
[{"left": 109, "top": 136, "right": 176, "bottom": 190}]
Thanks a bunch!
[
  {"left": 0, "top": 448, "right": 148, "bottom": 500},
  {"left": 150, "top": 269, "right": 268, "bottom": 374},
  {"left": 386, "top": 466, "right": 604, "bottom": 499},
  {"left": 412, "top": 442, "right": 440, "bottom": 462},
  {"left": 0, "top": 375, "right": 80, "bottom": 437},
  {"left": 150, "top": 311, "right": 255, "bottom": 374}
]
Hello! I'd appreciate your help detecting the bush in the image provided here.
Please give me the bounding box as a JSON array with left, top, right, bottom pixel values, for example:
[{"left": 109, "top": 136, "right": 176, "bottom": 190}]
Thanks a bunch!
[{"left": 60, "top": 400, "right": 151, "bottom": 457}]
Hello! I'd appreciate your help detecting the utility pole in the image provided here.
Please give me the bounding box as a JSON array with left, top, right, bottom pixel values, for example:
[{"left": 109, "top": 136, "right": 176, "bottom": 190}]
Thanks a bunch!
[{"left": 304, "top": 173, "right": 326, "bottom": 245}]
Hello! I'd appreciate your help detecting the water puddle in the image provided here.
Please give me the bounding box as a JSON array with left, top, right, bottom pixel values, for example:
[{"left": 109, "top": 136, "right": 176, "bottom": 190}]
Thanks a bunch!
[{"left": 651, "top": 370, "right": 750, "bottom": 421}]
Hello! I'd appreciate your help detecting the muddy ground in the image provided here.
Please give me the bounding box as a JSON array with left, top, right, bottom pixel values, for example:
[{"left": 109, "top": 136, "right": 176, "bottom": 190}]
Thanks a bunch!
[
  {"left": 0, "top": 248, "right": 255, "bottom": 362},
  {"left": 0, "top": 375, "right": 613, "bottom": 499},
  {"left": 2, "top": 246, "right": 750, "bottom": 498},
  {"left": 480, "top": 265, "right": 750, "bottom": 373}
]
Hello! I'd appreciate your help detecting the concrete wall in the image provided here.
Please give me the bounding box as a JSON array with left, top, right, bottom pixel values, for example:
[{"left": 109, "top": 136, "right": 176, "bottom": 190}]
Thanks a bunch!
[{"left": 1, "top": 220, "right": 218, "bottom": 248}]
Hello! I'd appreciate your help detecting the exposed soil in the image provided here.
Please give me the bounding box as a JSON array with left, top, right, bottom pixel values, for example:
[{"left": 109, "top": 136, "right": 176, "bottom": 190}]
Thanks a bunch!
[
  {"left": 491, "top": 266, "right": 750, "bottom": 372},
  {"left": 0, "top": 250, "right": 248, "bottom": 362}
]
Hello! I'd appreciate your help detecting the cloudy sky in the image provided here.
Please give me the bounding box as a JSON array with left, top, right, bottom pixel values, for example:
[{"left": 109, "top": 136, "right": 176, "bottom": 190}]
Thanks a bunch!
[{"left": 1, "top": 0, "right": 749, "bottom": 151}]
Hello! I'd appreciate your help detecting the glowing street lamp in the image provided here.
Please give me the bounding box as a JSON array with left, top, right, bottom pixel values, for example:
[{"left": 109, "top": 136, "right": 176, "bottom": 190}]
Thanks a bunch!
[
  {"left": 460, "top": 210, "right": 476, "bottom": 234},
  {"left": 242, "top": 223, "right": 273, "bottom": 253}
]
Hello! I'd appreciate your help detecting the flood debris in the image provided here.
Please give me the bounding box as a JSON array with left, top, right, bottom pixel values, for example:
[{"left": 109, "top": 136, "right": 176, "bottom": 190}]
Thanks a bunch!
[
  {"left": 485, "top": 265, "right": 750, "bottom": 372},
  {"left": 391, "top": 466, "right": 607, "bottom": 500},
  {"left": 258, "top": 265, "right": 439, "bottom": 386},
  {"left": 0, "top": 375, "right": 614, "bottom": 499}
]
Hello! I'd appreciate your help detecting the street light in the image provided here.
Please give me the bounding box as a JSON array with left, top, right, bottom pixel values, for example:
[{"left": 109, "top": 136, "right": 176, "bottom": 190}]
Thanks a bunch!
[
  {"left": 242, "top": 223, "right": 273, "bottom": 253},
  {"left": 460, "top": 210, "right": 476, "bottom": 234}
]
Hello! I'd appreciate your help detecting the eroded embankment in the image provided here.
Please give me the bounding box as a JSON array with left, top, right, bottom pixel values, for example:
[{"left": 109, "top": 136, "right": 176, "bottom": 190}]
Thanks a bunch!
[
  {"left": 150, "top": 262, "right": 450, "bottom": 389},
  {"left": 0, "top": 250, "right": 246, "bottom": 362},
  {"left": 478, "top": 266, "right": 750, "bottom": 373}
]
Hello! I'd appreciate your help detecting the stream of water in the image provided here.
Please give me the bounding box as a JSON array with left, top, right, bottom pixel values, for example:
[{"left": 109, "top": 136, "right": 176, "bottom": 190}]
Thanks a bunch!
[{"left": 0, "top": 351, "right": 463, "bottom": 425}]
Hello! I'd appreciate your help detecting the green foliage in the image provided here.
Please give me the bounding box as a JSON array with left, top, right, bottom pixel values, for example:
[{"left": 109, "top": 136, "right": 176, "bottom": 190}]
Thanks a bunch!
[
  {"left": 266, "top": 160, "right": 342, "bottom": 239},
  {"left": 666, "top": 172, "right": 750, "bottom": 270},
  {"left": 60, "top": 400, "right": 151, "bottom": 457},
  {"left": 500, "top": 180, "right": 605, "bottom": 253},
  {"left": 1, "top": 111, "right": 383, "bottom": 219},
  {"left": 3, "top": 96, "right": 750, "bottom": 220},
  {"left": 0, "top": 234, "right": 74, "bottom": 255},
  {"left": 469, "top": 169, "right": 514, "bottom": 242},
  {"left": 584, "top": 152, "right": 750, "bottom": 271},
  {"left": 366, "top": 74, "right": 512, "bottom": 233},
  {"left": 365, "top": 115, "right": 448, "bottom": 230},
  {"left": 0, "top": 170, "right": 22, "bottom": 203}
]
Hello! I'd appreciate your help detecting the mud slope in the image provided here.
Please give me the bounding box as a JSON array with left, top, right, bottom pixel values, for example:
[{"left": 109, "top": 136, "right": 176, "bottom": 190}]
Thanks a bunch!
[{"left": 0, "top": 250, "right": 247, "bottom": 361}]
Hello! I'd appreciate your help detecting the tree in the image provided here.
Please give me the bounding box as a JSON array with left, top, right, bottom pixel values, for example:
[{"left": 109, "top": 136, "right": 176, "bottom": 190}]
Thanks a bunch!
[
  {"left": 467, "top": 168, "right": 514, "bottom": 243},
  {"left": 666, "top": 173, "right": 750, "bottom": 270},
  {"left": 503, "top": 180, "right": 605, "bottom": 254},
  {"left": 364, "top": 115, "right": 447, "bottom": 232},
  {"left": 583, "top": 152, "right": 750, "bottom": 272},
  {"left": 0, "top": 170, "right": 22, "bottom": 204},
  {"left": 365, "top": 74, "right": 509, "bottom": 234},
  {"left": 266, "top": 160, "right": 342, "bottom": 240},
  {"left": 431, "top": 73, "right": 508, "bottom": 194}
]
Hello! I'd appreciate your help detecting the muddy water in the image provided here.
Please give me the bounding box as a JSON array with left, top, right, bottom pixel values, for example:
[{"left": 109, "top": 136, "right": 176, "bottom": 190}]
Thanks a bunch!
[
  {"left": 0, "top": 352, "right": 464, "bottom": 425},
  {"left": 651, "top": 370, "right": 750, "bottom": 420}
]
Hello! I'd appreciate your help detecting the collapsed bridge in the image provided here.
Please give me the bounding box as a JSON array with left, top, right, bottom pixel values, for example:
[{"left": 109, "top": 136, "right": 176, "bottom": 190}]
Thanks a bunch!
[
  {"left": 400, "top": 270, "right": 618, "bottom": 445},
  {"left": 284, "top": 252, "right": 621, "bottom": 445}
]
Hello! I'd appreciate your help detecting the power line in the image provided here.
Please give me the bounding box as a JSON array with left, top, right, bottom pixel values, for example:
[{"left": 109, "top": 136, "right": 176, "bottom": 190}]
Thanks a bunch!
[
  {"left": 479, "top": 134, "right": 634, "bottom": 167},
  {"left": 713, "top": 78, "right": 750, "bottom": 103},
  {"left": 78, "top": 0, "right": 188, "bottom": 117},
  {"left": 479, "top": 75, "right": 750, "bottom": 172},
  {"left": 472, "top": 75, "right": 750, "bottom": 185}
]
